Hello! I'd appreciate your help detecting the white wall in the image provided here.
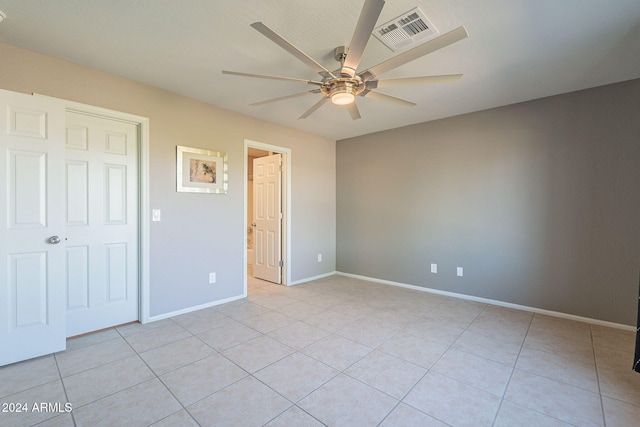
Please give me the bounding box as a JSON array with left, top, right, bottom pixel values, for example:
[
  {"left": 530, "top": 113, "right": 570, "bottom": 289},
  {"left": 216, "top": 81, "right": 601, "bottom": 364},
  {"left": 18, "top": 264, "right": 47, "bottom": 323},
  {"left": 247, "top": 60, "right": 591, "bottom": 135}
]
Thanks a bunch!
[{"left": 0, "top": 42, "right": 336, "bottom": 318}]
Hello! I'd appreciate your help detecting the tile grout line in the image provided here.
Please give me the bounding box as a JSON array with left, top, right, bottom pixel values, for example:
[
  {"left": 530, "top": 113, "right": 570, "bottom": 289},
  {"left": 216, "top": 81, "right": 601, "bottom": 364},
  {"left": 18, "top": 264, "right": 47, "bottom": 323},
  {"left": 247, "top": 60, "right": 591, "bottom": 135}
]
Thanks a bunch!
[
  {"left": 126, "top": 323, "right": 202, "bottom": 427},
  {"left": 591, "top": 324, "right": 608, "bottom": 427},
  {"left": 153, "top": 323, "right": 254, "bottom": 420},
  {"left": 250, "top": 364, "right": 331, "bottom": 426},
  {"left": 252, "top": 277, "right": 396, "bottom": 425},
  {"left": 52, "top": 352, "right": 77, "bottom": 427},
  {"left": 95, "top": 328, "right": 170, "bottom": 411},
  {"left": 495, "top": 313, "right": 593, "bottom": 426},
  {"left": 489, "top": 308, "right": 534, "bottom": 426},
  {"left": 375, "top": 299, "right": 490, "bottom": 426}
]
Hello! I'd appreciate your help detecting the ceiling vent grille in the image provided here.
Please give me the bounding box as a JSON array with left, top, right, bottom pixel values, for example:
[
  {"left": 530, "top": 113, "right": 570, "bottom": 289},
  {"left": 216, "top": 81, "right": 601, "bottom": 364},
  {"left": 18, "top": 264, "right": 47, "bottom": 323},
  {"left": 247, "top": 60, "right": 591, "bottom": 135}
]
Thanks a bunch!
[{"left": 373, "top": 7, "right": 438, "bottom": 52}]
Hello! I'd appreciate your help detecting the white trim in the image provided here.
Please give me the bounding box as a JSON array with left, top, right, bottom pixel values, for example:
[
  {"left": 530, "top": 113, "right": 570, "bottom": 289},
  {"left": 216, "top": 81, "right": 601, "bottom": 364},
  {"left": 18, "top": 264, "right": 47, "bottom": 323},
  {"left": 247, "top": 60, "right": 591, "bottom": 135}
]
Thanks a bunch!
[
  {"left": 146, "top": 294, "right": 245, "bottom": 322},
  {"left": 35, "top": 94, "right": 152, "bottom": 325},
  {"left": 337, "top": 271, "right": 635, "bottom": 331},
  {"left": 288, "top": 271, "right": 337, "bottom": 286},
  {"left": 138, "top": 119, "right": 150, "bottom": 324},
  {"left": 244, "top": 139, "right": 292, "bottom": 291}
]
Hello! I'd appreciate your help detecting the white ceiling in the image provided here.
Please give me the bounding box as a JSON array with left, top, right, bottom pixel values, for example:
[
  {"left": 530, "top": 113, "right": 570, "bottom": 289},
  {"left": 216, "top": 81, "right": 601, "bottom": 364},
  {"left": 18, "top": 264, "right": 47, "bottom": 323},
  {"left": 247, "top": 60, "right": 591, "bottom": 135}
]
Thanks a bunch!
[{"left": 1, "top": 0, "right": 639, "bottom": 140}]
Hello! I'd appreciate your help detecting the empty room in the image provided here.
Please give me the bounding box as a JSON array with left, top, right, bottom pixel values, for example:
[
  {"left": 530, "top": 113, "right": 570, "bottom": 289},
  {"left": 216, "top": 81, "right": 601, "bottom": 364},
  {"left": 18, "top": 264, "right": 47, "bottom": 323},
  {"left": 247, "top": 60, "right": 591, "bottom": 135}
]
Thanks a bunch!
[{"left": 0, "top": 1, "right": 639, "bottom": 426}]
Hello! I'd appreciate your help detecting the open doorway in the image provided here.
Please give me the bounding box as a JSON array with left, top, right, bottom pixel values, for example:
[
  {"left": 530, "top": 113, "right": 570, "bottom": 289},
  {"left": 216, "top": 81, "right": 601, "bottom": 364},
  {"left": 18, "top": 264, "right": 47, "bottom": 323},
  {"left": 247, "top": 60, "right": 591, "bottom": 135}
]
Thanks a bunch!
[{"left": 244, "top": 139, "right": 291, "bottom": 294}]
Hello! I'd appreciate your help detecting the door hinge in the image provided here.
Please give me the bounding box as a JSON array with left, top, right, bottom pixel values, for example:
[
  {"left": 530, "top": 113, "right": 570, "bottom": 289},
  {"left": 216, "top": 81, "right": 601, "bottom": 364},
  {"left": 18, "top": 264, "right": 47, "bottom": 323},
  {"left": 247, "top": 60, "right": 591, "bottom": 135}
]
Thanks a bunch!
[{"left": 278, "top": 260, "right": 283, "bottom": 267}]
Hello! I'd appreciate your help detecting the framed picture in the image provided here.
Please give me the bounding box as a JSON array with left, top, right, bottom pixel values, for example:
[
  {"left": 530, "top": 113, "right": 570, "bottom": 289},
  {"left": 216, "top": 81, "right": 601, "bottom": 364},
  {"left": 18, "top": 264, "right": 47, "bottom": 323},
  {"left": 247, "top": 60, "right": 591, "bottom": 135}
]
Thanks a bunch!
[{"left": 176, "top": 145, "right": 228, "bottom": 194}]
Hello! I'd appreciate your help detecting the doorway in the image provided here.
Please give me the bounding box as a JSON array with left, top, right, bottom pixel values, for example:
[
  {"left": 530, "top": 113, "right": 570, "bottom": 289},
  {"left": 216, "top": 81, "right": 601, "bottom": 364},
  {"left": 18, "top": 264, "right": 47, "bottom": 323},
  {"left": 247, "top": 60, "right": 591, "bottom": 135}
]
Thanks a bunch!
[{"left": 244, "top": 140, "right": 291, "bottom": 293}]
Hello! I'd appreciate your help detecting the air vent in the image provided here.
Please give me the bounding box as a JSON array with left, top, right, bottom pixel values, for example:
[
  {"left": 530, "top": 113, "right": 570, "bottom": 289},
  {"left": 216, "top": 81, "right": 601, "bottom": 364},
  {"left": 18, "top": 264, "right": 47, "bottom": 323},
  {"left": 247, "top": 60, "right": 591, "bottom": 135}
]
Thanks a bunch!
[{"left": 373, "top": 7, "right": 438, "bottom": 52}]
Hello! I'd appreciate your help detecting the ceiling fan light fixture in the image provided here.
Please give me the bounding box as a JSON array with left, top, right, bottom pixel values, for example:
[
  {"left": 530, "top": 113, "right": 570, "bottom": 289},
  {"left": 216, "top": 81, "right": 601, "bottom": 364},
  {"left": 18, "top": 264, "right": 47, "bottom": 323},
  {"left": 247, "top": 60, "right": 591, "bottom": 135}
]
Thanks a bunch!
[
  {"left": 331, "top": 91, "right": 355, "bottom": 105},
  {"left": 326, "top": 80, "right": 360, "bottom": 105}
]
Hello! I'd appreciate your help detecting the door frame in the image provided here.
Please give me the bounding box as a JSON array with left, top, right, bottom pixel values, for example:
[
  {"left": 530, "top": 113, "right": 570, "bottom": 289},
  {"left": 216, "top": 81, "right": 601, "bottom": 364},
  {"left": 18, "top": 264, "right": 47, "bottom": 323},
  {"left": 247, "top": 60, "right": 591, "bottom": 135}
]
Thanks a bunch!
[
  {"left": 37, "top": 94, "right": 151, "bottom": 326},
  {"left": 244, "top": 139, "right": 291, "bottom": 292}
]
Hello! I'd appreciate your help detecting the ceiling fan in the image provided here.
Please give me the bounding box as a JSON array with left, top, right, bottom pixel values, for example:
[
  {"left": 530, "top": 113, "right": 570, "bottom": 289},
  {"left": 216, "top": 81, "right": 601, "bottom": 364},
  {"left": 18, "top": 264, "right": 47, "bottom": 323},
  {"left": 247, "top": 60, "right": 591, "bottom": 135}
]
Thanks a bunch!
[{"left": 222, "top": 0, "right": 468, "bottom": 120}]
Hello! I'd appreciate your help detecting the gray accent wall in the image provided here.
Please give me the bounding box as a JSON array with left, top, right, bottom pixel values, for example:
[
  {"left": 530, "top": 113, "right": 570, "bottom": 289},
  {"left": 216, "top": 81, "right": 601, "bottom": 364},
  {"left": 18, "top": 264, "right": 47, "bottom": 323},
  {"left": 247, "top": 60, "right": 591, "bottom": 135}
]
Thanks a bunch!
[
  {"left": 337, "top": 79, "right": 640, "bottom": 325},
  {"left": 0, "top": 42, "right": 336, "bottom": 318}
]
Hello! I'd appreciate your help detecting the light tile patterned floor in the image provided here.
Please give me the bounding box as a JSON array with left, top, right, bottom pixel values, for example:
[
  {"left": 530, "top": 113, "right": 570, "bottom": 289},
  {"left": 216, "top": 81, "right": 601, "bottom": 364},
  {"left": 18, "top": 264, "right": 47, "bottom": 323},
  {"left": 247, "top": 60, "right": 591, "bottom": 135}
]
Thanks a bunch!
[{"left": 1, "top": 274, "right": 640, "bottom": 426}]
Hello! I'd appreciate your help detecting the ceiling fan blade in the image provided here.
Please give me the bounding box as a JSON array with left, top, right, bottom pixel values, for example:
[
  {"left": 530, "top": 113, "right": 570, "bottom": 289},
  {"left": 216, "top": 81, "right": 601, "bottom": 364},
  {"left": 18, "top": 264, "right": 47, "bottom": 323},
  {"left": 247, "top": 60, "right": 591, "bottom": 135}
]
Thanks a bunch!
[
  {"left": 250, "top": 90, "right": 322, "bottom": 106},
  {"left": 369, "top": 74, "right": 463, "bottom": 88},
  {"left": 223, "top": 70, "right": 323, "bottom": 86},
  {"left": 251, "top": 22, "right": 336, "bottom": 79},
  {"left": 346, "top": 102, "right": 361, "bottom": 121},
  {"left": 341, "top": 0, "right": 385, "bottom": 77},
  {"left": 362, "top": 90, "right": 416, "bottom": 108},
  {"left": 299, "top": 97, "right": 330, "bottom": 119},
  {"left": 359, "top": 26, "right": 468, "bottom": 80}
]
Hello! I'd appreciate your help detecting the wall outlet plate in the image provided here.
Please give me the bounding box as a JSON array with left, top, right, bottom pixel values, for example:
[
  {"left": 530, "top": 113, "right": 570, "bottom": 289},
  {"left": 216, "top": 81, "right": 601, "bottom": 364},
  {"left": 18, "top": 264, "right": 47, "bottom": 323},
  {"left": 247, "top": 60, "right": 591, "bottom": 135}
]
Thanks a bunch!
[
  {"left": 209, "top": 272, "right": 216, "bottom": 283},
  {"left": 457, "top": 267, "right": 463, "bottom": 277},
  {"left": 430, "top": 263, "right": 437, "bottom": 273}
]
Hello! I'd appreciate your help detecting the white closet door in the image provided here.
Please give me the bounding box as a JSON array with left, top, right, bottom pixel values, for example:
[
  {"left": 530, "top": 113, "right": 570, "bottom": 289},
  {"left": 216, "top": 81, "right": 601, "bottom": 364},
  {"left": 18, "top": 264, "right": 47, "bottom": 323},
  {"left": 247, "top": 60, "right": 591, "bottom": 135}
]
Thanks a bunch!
[
  {"left": 65, "top": 111, "right": 139, "bottom": 336},
  {"left": 0, "top": 89, "right": 67, "bottom": 366}
]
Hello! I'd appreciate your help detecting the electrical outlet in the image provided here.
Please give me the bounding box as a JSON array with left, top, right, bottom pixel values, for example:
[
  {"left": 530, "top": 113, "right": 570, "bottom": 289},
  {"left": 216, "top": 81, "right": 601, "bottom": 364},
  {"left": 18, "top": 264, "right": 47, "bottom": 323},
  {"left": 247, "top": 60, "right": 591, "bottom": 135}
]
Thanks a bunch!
[
  {"left": 317, "top": 254, "right": 322, "bottom": 262},
  {"left": 209, "top": 272, "right": 216, "bottom": 284},
  {"left": 457, "top": 267, "right": 463, "bottom": 277},
  {"left": 430, "top": 263, "right": 437, "bottom": 273}
]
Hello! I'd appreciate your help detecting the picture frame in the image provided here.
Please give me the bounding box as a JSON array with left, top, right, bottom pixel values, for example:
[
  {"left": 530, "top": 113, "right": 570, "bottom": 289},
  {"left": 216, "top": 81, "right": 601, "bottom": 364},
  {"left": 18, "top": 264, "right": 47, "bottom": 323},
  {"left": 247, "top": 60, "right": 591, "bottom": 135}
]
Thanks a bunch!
[{"left": 176, "top": 145, "right": 228, "bottom": 194}]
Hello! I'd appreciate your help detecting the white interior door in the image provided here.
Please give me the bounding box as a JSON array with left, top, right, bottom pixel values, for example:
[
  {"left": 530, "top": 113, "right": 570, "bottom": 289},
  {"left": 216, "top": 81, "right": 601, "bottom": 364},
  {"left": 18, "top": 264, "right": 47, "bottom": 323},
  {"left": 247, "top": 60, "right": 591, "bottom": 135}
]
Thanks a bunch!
[
  {"left": 0, "top": 89, "right": 67, "bottom": 366},
  {"left": 64, "top": 111, "right": 139, "bottom": 337},
  {"left": 253, "top": 154, "right": 282, "bottom": 284}
]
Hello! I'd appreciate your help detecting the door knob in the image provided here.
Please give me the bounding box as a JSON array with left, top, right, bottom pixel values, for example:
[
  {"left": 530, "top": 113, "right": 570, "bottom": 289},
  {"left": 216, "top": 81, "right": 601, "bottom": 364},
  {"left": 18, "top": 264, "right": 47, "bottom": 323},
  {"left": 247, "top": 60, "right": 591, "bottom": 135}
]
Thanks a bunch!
[
  {"left": 48, "top": 236, "right": 61, "bottom": 244},
  {"left": 252, "top": 223, "right": 257, "bottom": 227}
]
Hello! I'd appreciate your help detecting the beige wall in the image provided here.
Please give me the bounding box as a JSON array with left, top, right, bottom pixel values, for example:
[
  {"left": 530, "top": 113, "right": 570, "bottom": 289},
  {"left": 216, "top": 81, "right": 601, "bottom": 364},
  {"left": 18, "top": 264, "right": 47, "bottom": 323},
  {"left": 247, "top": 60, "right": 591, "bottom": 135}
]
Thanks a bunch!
[{"left": 0, "top": 42, "right": 336, "bottom": 317}]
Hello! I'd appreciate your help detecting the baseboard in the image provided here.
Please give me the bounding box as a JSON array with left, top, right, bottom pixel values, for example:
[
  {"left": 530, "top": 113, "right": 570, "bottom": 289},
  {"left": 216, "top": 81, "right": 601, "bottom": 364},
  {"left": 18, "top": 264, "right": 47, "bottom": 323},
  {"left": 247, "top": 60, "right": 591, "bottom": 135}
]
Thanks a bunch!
[
  {"left": 288, "top": 271, "right": 338, "bottom": 286},
  {"left": 145, "top": 270, "right": 338, "bottom": 322},
  {"left": 336, "top": 271, "right": 635, "bottom": 332},
  {"left": 145, "top": 293, "right": 246, "bottom": 323}
]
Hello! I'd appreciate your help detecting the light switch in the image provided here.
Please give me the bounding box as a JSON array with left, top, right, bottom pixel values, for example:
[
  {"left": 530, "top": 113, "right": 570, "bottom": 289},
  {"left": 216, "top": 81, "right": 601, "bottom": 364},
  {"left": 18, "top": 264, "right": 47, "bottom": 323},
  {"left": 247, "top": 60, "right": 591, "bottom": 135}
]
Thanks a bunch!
[
  {"left": 152, "top": 209, "right": 161, "bottom": 222},
  {"left": 430, "top": 263, "right": 437, "bottom": 273},
  {"left": 457, "top": 267, "right": 463, "bottom": 277}
]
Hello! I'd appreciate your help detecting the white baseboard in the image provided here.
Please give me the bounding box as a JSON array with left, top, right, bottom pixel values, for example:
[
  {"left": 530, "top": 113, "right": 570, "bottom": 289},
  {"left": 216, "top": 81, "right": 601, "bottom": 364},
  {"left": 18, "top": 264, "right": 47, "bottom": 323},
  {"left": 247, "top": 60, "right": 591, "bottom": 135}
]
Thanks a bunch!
[
  {"left": 145, "top": 293, "right": 246, "bottom": 323},
  {"left": 336, "top": 271, "right": 635, "bottom": 332},
  {"left": 146, "top": 270, "right": 338, "bottom": 322},
  {"left": 288, "top": 271, "right": 338, "bottom": 286}
]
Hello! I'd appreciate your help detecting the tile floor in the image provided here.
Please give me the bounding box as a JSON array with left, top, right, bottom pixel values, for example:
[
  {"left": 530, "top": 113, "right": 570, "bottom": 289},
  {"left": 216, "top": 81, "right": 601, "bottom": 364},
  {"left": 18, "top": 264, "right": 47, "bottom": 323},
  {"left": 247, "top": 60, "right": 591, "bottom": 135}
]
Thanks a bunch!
[{"left": 1, "top": 274, "right": 640, "bottom": 426}]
